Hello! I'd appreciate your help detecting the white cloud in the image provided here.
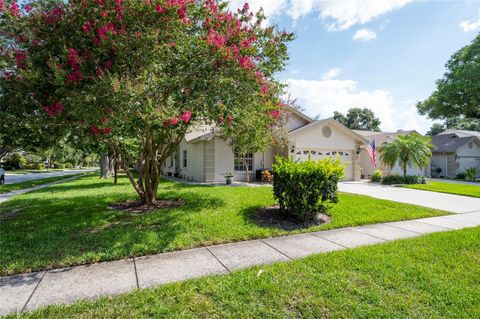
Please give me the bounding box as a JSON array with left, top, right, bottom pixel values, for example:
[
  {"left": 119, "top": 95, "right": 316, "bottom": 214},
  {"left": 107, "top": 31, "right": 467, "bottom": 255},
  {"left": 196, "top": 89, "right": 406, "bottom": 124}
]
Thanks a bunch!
[
  {"left": 321, "top": 68, "right": 342, "bottom": 80},
  {"left": 459, "top": 10, "right": 480, "bottom": 32},
  {"left": 353, "top": 28, "right": 377, "bottom": 41},
  {"left": 285, "top": 77, "right": 434, "bottom": 133},
  {"left": 228, "top": 0, "right": 413, "bottom": 30}
]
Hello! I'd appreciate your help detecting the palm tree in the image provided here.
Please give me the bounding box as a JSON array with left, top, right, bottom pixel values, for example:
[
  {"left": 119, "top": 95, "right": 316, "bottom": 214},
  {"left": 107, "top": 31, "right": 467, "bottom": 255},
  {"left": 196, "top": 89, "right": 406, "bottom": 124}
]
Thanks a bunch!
[{"left": 380, "top": 133, "right": 432, "bottom": 177}]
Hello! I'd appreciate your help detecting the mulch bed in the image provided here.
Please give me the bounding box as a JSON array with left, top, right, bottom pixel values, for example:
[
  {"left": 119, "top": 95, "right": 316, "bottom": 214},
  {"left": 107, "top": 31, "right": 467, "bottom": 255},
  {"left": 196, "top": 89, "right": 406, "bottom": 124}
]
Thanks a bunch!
[
  {"left": 108, "top": 199, "right": 185, "bottom": 214},
  {"left": 251, "top": 206, "right": 331, "bottom": 231}
]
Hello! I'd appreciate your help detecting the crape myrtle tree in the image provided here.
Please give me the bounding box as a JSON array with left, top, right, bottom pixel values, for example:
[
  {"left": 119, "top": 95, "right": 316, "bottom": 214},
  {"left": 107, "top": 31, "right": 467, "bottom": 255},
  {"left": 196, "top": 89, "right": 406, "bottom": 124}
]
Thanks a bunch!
[{"left": 1, "top": 0, "right": 293, "bottom": 204}]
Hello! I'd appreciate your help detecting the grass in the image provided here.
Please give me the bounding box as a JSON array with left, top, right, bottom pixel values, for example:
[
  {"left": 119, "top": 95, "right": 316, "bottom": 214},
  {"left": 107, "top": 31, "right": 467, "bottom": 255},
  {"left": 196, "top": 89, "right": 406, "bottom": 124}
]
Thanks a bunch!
[
  {"left": 404, "top": 181, "right": 480, "bottom": 198},
  {"left": 7, "top": 227, "right": 480, "bottom": 318},
  {"left": 0, "top": 175, "right": 449, "bottom": 276},
  {"left": 0, "top": 173, "right": 93, "bottom": 194}
]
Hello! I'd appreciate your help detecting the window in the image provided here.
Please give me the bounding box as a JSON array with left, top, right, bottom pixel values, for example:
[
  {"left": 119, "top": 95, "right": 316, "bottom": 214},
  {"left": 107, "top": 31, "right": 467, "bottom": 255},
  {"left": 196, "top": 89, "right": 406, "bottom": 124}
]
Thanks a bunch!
[
  {"left": 183, "top": 150, "right": 187, "bottom": 168},
  {"left": 303, "top": 150, "right": 309, "bottom": 155},
  {"left": 234, "top": 151, "right": 253, "bottom": 171},
  {"left": 322, "top": 126, "right": 332, "bottom": 138},
  {"left": 311, "top": 150, "right": 317, "bottom": 155}
]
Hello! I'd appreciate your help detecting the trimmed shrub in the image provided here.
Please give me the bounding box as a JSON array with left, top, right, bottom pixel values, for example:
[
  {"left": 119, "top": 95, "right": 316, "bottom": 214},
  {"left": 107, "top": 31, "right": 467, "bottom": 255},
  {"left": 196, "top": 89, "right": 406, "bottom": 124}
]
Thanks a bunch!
[
  {"left": 371, "top": 170, "right": 383, "bottom": 183},
  {"left": 54, "top": 163, "right": 66, "bottom": 169},
  {"left": 24, "top": 163, "right": 45, "bottom": 170},
  {"left": 381, "top": 175, "right": 426, "bottom": 185},
  {"left": 65, "top": 163, "right": 74, "bottom": 169},
  {"left": 272, "top": 157, "right": 344, "bottom": 223},
  {"left": 456, "top": 172, "right": 466, "bottom": 180}
]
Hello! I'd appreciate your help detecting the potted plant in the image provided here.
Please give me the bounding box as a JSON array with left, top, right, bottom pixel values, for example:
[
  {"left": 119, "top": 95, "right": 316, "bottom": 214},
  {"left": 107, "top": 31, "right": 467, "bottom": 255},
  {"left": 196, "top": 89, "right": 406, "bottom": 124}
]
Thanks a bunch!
[{"left": 223, "top": 172, "right": 234, "bottom": 185}]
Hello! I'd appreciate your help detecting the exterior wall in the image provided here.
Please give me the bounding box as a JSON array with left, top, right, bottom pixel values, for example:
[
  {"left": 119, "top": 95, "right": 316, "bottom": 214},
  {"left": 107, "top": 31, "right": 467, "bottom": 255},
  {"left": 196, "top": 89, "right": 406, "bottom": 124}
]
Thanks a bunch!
[
  {"left": 286, "top": 113, "right": 310, "bottom": 132},
  {"left": 214, "top": 138, "right": 235, "bottom": 182},
  {"left": 456, "top": 141, "right": 480, "bottom": 177},
  {"left": 289, "top": 122, "right": 358, "bottom": 180},
  {"left": 360, "top": 151, "right": 427, "bottom": 178},
  {"left": 177, "top": 140, "right": 205, "bottom": 182},
  {"left": 430, "top": 153, "right": 448, "bottom": 178}
]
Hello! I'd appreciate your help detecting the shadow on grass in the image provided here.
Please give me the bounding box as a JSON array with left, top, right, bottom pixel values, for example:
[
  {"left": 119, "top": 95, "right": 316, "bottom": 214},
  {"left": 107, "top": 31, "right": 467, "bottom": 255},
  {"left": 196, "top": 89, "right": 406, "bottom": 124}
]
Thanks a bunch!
[{"left": 0, "top": 176, "right": 226, "bottom": 275}]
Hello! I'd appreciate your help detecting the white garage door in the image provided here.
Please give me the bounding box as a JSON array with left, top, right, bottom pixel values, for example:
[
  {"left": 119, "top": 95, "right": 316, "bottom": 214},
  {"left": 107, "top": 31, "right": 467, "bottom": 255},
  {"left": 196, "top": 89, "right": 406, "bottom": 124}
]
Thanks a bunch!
[{"left": 293, "top": 149, "right": 354, "bottom": 180}]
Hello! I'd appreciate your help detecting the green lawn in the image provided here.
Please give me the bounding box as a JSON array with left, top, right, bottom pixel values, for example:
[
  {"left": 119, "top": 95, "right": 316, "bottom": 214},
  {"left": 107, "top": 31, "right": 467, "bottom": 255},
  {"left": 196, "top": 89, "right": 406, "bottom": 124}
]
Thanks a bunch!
[
  {"left": 0, "top": 173, "right": 93, "bottom": 194},
  {"left": 8, "top": 227, "right": 479, "bottom": 319},
  {"left": 0, "top": 175, "right": 448, "bottom": 275},
  {"left": 404, "top": 181, "right": 480, "bottom": 198}
]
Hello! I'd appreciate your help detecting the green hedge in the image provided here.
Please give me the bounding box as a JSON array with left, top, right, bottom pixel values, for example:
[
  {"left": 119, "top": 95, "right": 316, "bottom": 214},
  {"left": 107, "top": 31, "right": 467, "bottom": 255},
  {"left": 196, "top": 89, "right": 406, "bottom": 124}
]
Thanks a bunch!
[
  {"left": 24, "top": 163, "right": 46, "bottom": 170},
  {"left": 381, "top": 175, "right": 426, "bottom": 185},
  {"left": 54, "top": 163, "right": 66, "bottom": 169},
  {"left": 272, "top": 157, "right": 344, "bottom": 223},
  {"left": 65, "top": 163, "right": 74, "bottom": 169}
]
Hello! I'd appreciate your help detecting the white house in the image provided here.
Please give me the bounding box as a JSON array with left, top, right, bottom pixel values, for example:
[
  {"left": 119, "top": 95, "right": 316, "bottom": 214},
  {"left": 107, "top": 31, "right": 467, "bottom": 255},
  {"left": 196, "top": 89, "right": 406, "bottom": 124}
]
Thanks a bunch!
[
  {"left": 162, "top": 108, "right": 424, "bottom": 182},
  {"left": 430, "top": 130, "right": 480, "bottom": 178}
]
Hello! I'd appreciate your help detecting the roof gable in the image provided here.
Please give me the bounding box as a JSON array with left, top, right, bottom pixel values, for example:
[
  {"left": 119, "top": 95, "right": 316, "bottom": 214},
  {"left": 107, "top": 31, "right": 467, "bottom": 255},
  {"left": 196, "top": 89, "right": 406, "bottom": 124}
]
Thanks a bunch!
[{"left": 288, "top": 118, "right": 369, "bottom": 144}]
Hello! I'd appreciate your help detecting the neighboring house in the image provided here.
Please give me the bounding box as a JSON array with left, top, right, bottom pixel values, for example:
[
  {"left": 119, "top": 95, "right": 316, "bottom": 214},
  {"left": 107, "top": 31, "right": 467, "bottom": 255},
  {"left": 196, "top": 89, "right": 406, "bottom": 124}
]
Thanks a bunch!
[
  {"left": 354, "top": 130, "right": 428, "bottom": 178},
  {"left": 430, "top": 130, "right": 480, "bottom": 178},
  {"left": 162, "top": 107, "right": 370, "bottom": 182}
]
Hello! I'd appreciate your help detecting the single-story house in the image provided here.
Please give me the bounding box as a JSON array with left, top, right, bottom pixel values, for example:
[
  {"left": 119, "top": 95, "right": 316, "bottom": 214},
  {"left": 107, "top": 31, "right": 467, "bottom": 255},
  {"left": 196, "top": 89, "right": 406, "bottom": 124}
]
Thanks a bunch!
[
  {"left": 354, "top": 129, "right": 428, "bottom": 178},
  {"left": 430, "top": 130, "right": 480, "bottom": 178},
  {"left": 162, "top": 108, "right": 425, "bottom": 182}
]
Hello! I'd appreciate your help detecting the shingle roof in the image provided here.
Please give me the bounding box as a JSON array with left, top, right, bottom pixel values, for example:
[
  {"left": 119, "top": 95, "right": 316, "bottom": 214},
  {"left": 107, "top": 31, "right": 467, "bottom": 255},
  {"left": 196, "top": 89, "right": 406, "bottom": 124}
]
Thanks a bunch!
[
  {"left": 431, "top": 134, "right": 479, "bottom": 152},
  {"left": 437, "top": 129, "right": 480, "bottom": 138},
  {"left": 354, "top": 130, "right": 417, "bottom": 145}
]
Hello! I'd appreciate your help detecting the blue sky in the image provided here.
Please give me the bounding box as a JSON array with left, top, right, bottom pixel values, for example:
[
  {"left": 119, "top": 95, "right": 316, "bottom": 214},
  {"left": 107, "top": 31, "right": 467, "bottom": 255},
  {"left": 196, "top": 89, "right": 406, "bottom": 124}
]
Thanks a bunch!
[{"left": 230, "top": 0, "right": 480, "bottom": 133}]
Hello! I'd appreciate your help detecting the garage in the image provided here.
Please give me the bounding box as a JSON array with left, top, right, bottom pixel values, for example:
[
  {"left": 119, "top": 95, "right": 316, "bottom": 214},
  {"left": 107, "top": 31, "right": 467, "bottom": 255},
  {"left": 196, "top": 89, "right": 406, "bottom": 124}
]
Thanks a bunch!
[{"left": 288, "top": 119, "right": 367, "bottom": 181}]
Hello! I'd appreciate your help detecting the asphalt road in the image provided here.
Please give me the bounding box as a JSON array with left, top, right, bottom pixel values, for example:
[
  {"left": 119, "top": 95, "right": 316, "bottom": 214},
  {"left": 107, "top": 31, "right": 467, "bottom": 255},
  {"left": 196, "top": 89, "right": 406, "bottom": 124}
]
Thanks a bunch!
[{"left": 4, "top": 169, "right": 97, "bottom": 184}]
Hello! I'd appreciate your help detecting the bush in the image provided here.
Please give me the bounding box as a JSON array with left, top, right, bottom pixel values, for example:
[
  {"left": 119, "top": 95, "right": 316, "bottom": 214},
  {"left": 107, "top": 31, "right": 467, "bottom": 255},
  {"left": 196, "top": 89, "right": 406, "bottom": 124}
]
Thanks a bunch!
[
  {"left": 371, "top": 170, "right": 383, "bottom": 183},
  {"left": 54, "top": 163, "right": 66, "bottom": 169},
  {"left": 4, "top": 153, "right": 27, "bottom": 169},
  {"left": 272, "top": 157, "right": 344, "bottom": 223},
  {"left": 381, "top": 175, "right": 426, "bottom": 185},
  {"left": 24, "top": 163, "right": 45, "bottom": 170},
  {"left": 65, "top": 163, "right": 74, "bottom": 169},
  {"left": 456, "top": 172, "right": 466, "bottom": 180},
  {"left": 463, "top": 167, "right": 479, "bottom": 181}
]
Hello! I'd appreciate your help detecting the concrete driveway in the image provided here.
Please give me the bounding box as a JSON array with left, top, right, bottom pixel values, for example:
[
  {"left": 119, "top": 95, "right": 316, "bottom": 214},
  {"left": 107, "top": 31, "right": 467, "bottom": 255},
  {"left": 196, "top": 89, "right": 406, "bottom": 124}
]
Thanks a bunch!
[
  {"left": 339, "top": 182, "right": 480, "bottom": 214},
  {"left": 4, "top": 169, "right": 96, "bottom": 184}
]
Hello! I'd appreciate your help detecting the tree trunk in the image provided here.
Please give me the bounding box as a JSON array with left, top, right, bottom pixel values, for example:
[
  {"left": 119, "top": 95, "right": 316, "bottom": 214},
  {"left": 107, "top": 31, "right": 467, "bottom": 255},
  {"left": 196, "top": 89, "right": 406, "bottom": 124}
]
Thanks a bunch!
[
  {"left": 403, "top": 163, "right": 407, "bottom": 177},
  {"left": 113, "top": 157, "right": 118, "bottom": 184},
  {"left": 99, "top": 154, "right": 114, "bottom": 179}
]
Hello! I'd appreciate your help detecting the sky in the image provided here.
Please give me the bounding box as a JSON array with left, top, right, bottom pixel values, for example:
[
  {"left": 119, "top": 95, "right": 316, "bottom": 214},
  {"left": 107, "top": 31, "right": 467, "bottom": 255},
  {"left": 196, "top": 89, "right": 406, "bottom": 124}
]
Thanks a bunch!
[{"left": 228, "top": 0, "right": 480, "bottom": 134}]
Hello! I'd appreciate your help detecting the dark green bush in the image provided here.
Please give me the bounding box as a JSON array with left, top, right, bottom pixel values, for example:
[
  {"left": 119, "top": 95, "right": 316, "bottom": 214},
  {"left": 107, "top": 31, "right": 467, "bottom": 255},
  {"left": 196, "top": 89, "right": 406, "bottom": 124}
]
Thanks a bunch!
[
  {"left": 54, "top": 163, "right": 66, "bottom": 169},
  {"left": 4, "top": 153, "right": 26, "bottom": 169},
  {"left": 456, "top": 172, "right": 466, "bottom": 180},
  {"left": 381, "top": 175, "right": 426, "bottom": 185},
  {"left": 65, "top": 163, "right": 74, "bottom": 169},
  {"left": 24, "top": 163, "right": 45, "bottom": 170},
  {"left": 371, "top": 170, "right": 383, "bottom": 183},
  {"left": 272, "top": 157, "right": 344, "bottom": 223}
]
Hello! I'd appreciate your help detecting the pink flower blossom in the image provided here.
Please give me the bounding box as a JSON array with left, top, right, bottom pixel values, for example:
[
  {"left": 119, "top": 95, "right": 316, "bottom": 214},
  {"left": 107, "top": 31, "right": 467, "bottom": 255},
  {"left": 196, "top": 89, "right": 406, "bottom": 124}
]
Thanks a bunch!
[
  {"left": 10, "top": 1, "right": 20, "bottom": 16},
  {"left": 102, "top": 127, "right": 112, "bottom": 135},
  {"left": 227, "top": 115, "right": 233, "bottom": 124},
  {"left": 24, "top": 4, "right": 32, "bottom": 13},
  {"left": 261, "top": 85, "right": 267, "bottom": 95},
  {"left": 82, "top": 21, "right": 93, "bottom": 33},
  {"left": 170, "top": 117, "right": 179, "bottom": 125},
  {"left": 156, "top": 4, "right": 165, "bottom": 13},
  {"left": 44, "top": 102, "right": 64, "bottom": 117},
  {"left": 271, "top": 109, "right": 281, "bottom": 119},
  {"left": 90, "top": 125, "right": 100, "bottom": 135},
  {"left": 180, "top": 111, "right": 192, "bottom": 123},
  {"left": 100, "top": 117, "right": 108, "bottom": 123}
]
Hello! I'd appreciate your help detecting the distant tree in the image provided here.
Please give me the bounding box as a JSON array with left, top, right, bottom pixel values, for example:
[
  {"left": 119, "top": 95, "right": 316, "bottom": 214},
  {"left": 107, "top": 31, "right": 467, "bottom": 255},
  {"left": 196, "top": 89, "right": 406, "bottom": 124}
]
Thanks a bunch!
[
  {"left": 380, "top": 133, "right": 432, "bottom": 177},
  {"left": 417, "top": 34, "right": 480, "bottom": 120},
  {"left": 426, "top": 117, "right": 480, "bottom": 136},
  {"left": 333, "top": 108, "right": 381, "bottom": 131},
  {"left": 445, "top": 117, "right": 480, "bottom": 131},
  {"left": 426, "top": 123, "right": 445, "bottom": 136}
]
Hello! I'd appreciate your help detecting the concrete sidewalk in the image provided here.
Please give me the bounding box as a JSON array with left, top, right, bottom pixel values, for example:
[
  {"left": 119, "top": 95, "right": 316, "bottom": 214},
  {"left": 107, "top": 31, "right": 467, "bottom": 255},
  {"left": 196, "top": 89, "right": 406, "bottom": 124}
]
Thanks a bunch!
[
  {"left": 1, "top": 211, "right": 479, "bottom": 316},
  {"left": 338, "top": 182, "right": 480, "bottom": 213}
]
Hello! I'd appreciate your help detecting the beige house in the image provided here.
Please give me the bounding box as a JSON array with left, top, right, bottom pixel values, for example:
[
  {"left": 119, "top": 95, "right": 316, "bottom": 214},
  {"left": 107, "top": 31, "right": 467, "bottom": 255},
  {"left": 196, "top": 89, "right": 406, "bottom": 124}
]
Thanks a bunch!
[
  {"left": 430, "top": 130, "right": 480, "bottom": 178},
  {"left": 162, "top": 108, "right": 376, "bottom": 182},
  {"left": 354, "top": 130, "right": 428, "bottom": 178}
]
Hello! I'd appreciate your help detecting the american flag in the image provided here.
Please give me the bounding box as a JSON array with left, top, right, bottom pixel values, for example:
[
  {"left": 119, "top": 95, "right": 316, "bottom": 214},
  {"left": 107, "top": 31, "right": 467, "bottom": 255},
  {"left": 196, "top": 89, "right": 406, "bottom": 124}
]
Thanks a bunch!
[{"left": 366, "top": 139, "right": 377, "bottom": 166}]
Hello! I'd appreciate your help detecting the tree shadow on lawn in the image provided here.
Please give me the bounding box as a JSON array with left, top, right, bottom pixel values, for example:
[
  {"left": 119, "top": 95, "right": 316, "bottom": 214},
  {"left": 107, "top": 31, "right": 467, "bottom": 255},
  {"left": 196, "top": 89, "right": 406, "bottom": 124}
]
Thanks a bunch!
[{"left": 0, "top": 185, "right": 225, "bottom": 275}]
